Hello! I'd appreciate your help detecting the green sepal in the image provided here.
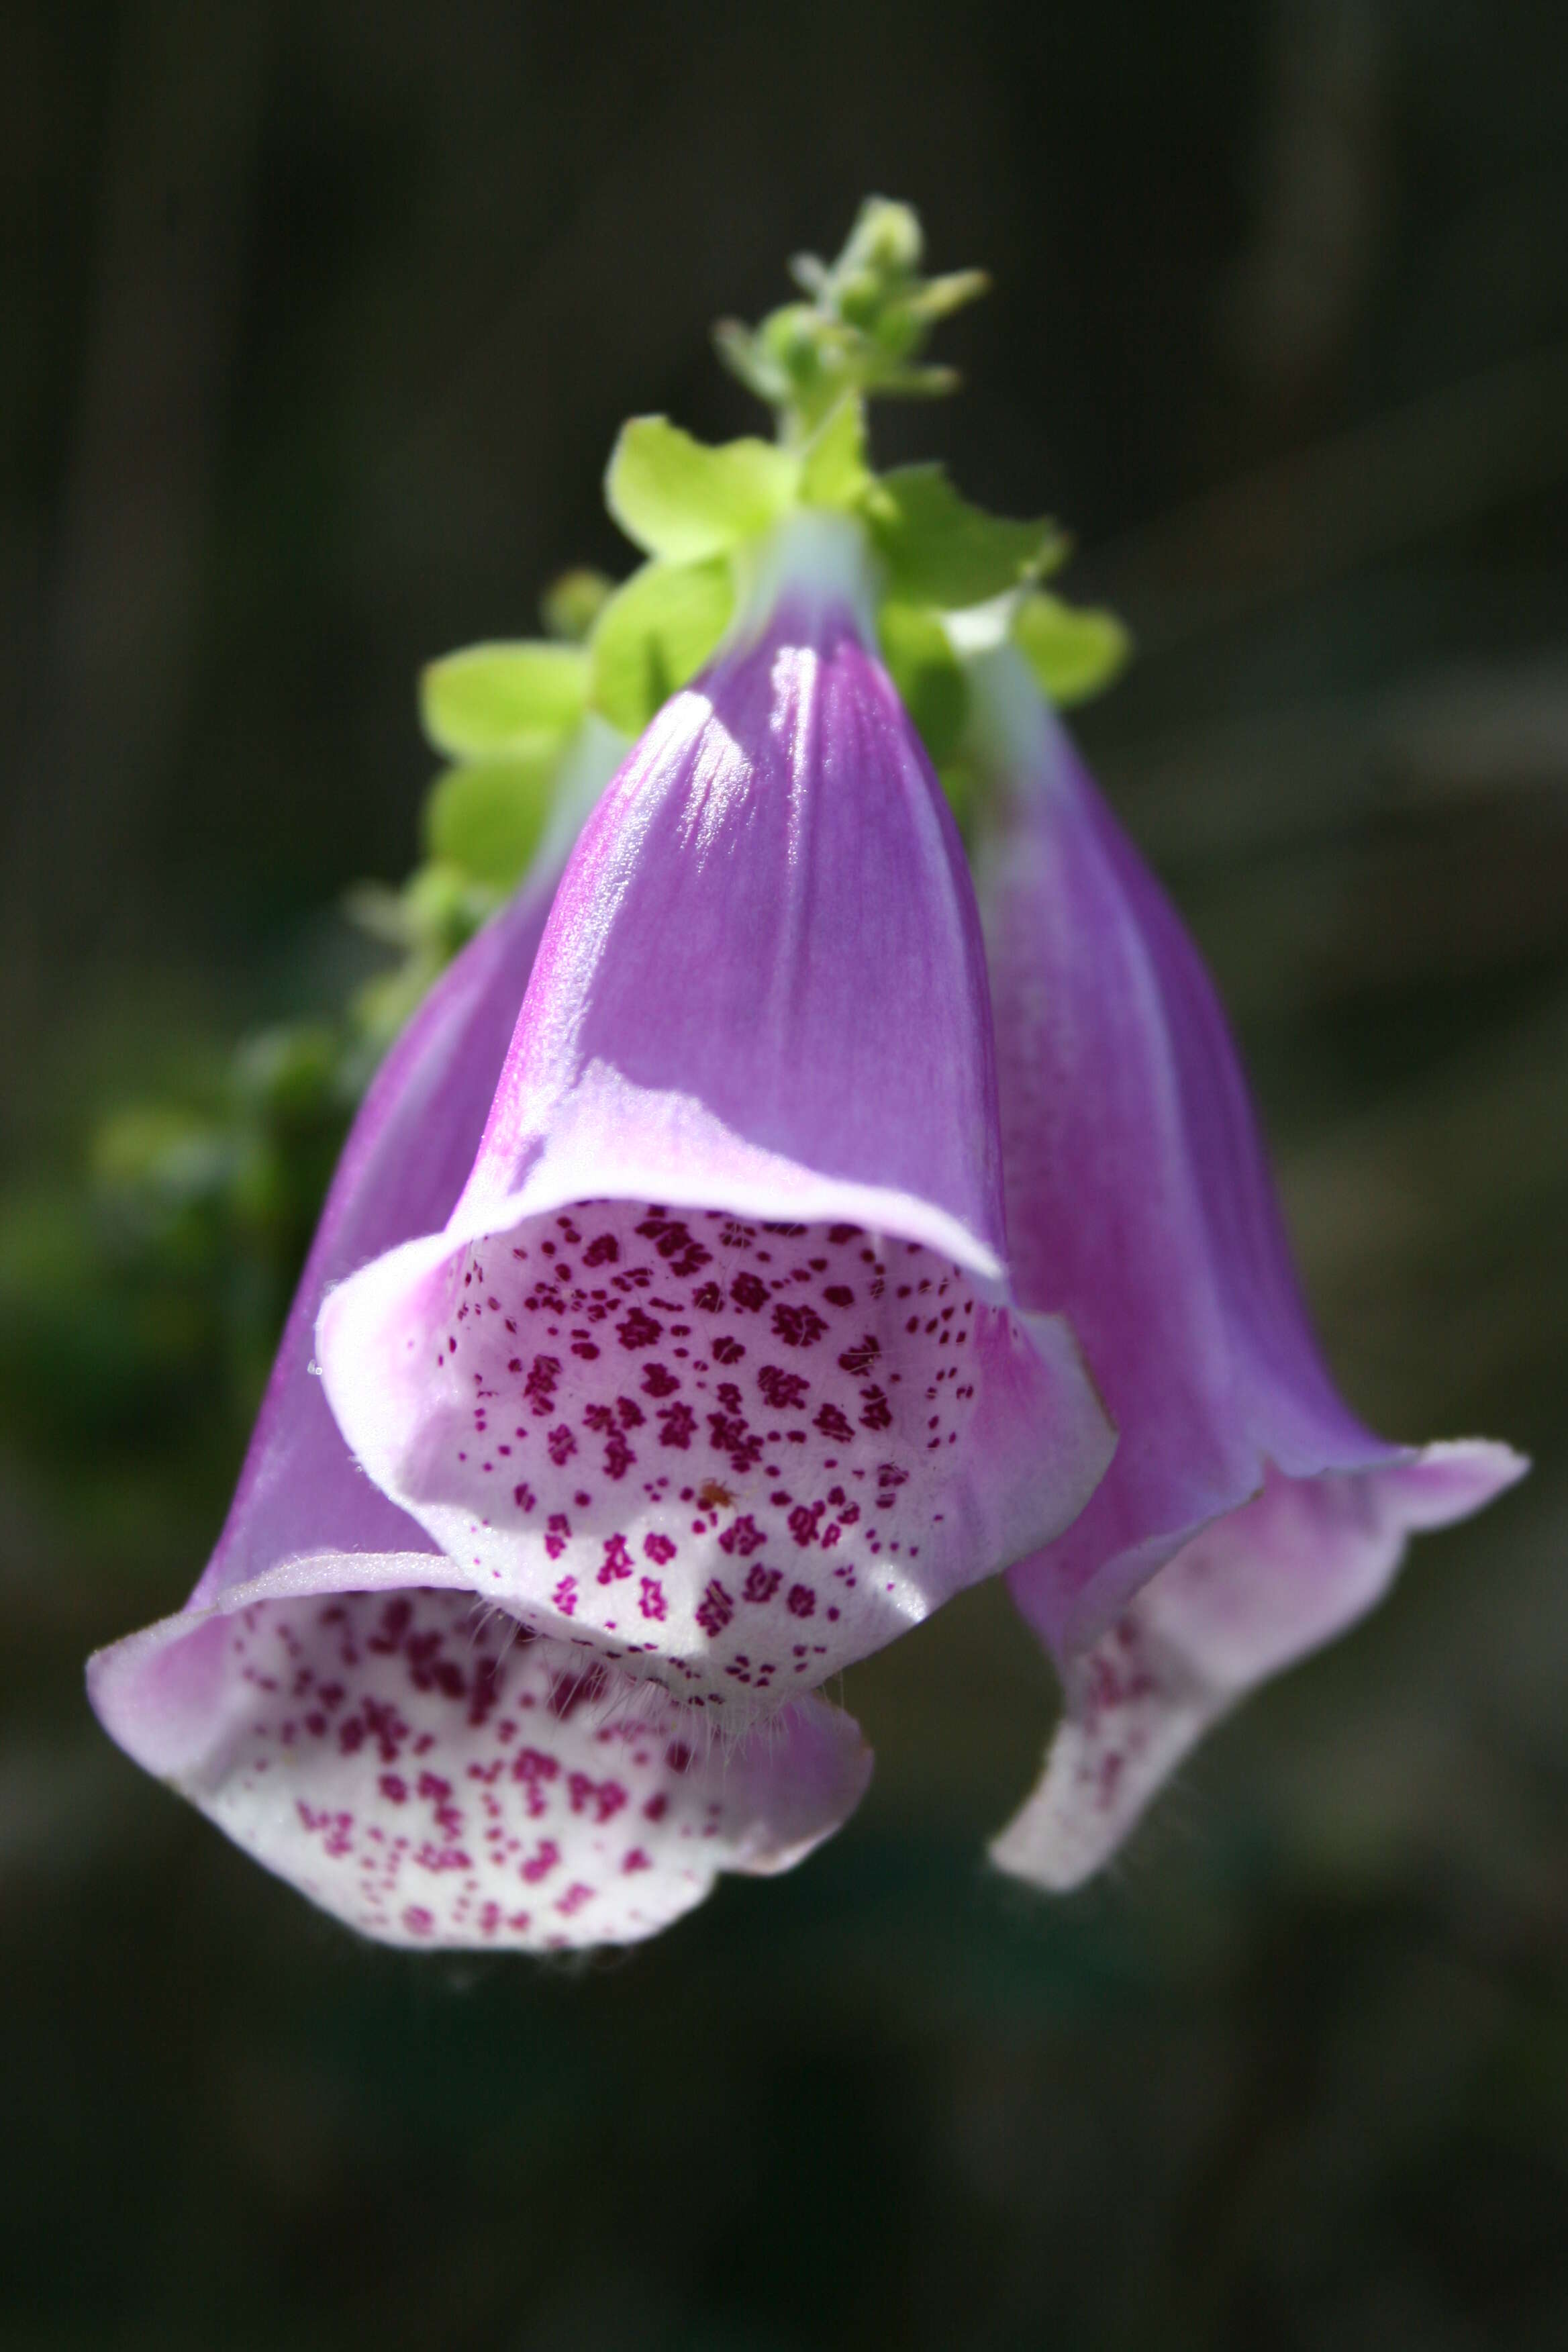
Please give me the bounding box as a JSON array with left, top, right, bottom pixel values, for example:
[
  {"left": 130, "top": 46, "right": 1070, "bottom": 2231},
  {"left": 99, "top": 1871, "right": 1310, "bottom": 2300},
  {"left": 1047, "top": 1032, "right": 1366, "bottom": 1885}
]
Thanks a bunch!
[
  {"left": 605, "top": 418, "right": 800, "bottom": 563},
  {"left": 420, "top": 641, "right": 587, "bottom": 758},
  {"left": 422, "top": 749, "right": 558, "bottom": 889},
  {"left": 799, "top": 399, "right": 874, "bottom": 509},
  {"left": 1012, "top": 590, "right": 1132, "bottom": 706},
  {"left": 877, "top": 601, "right": 969, "bottom": 770},
  {"left": 589, "top": 555, "right": 736, "bottom": 734},
  {"left": 865, "top": 464, "right": 1067, "bottom": 607}
]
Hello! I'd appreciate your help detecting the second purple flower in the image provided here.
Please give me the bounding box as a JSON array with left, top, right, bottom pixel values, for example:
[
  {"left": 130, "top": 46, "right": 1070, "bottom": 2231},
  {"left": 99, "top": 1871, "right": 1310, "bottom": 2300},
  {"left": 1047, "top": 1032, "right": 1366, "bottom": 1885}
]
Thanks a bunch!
[{"left": 965, "top": 643, "right": 1527, "bottom": 1888}]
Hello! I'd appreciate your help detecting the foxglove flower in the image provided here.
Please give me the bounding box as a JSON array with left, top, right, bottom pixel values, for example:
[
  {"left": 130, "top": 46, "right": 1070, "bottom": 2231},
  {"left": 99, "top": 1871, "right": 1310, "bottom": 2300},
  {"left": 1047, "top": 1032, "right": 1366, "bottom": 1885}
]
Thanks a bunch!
[
  {"left": 89, "top": 729, "right": 873, "bottom": 1950},
  {"left": 967, "top": 646, "right": 1527, "bottom": 1890},
  {"left": 316, "top": 513, "right": 1115, "bottom": 1727}
]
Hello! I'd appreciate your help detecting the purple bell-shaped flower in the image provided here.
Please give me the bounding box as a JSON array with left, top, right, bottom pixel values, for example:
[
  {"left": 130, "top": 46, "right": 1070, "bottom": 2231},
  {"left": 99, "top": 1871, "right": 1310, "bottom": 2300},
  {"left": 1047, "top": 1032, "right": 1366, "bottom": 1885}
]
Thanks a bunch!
[
  {"left": 967, "top": 644, "right": 1526, "bottom": 1888},
  {"left": 89, "top": 734, "right": 873, "bottom": 1950},
  {"left": 315, "top": 516, "right": 1114, "bottom": 1729}
]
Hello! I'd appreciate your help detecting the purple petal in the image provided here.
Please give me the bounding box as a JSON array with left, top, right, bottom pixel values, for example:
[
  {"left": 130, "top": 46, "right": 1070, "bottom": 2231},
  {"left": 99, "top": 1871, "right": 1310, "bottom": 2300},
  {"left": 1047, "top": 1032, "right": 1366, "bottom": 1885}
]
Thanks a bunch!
[
  {"left": 967, "top": 650, "right": 1526, "bottom": 1883},
  {"left": 90, "top": 1577, "right": 869, "bottom": 1949},
  {"left": 197, "top": 867, "right": 567, "bottom": 1606},
  {"left": 318, "top": 520, "right": 1114, "bottom": 1718},
  {"left": 196, "top": 730, "right": 624, "bottom": 1606}
]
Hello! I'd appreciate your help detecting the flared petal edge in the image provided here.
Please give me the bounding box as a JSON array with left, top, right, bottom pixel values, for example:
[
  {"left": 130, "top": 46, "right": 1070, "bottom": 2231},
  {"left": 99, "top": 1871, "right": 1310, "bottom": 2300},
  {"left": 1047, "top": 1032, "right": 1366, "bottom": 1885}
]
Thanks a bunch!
[
  {"left": 316, "top": 1206, "right": 1114, "bottom": 1722},
  {"left": 991, "top": 1438, "right": 1527, "bottom": 1892},
  {"left": 87, "top": 1553, "right": 872, "bottom": 1951}
]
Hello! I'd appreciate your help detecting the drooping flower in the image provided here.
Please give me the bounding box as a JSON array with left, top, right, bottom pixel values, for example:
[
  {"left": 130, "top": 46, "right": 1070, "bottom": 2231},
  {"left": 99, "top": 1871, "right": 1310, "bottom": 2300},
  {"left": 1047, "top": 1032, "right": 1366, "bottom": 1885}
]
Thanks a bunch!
[
  {"left": 88, "top": 728, "right": 873, "bottom": 1951},
  {"left": 965, "top": 644, "right": 1528, "bottom": 1890},
  {"left": 315, "top": 512, "right": 1115, "bottom": 1729}
]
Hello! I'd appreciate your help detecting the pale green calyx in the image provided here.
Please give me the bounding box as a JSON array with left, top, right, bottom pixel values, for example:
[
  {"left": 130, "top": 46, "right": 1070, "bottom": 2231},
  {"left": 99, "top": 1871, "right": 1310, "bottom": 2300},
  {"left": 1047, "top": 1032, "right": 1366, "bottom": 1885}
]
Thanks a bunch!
[{"left": 734, "top": 506, "right": 879, "bottom": 644}]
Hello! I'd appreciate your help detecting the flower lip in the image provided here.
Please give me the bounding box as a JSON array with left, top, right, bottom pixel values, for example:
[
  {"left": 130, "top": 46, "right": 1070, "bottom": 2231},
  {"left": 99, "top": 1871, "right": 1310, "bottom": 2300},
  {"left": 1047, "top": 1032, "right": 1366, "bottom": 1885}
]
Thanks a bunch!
[
  {"left": 315, "top": 528, "right": 1116, "bottom": 1721},
  {"left": 89, "top": 1563, "right": 873, "bottom": 1952}
]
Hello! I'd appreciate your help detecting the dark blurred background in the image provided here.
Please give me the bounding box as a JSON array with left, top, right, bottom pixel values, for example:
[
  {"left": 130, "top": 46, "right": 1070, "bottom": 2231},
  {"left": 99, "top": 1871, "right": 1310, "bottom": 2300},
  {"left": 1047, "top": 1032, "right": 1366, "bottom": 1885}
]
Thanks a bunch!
[{"left": 4, "top": 3, "right": 1567, "bottom": 2346}]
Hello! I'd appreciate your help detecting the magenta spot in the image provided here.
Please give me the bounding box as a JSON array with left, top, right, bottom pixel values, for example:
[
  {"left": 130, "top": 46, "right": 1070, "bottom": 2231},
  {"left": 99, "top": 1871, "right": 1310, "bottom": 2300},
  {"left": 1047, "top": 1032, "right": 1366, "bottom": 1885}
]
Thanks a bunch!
[
  {"left": 658, "top": 1401, "right": 696, "bottom": 1450},
  {"left": 598, "top": 1532, "right": 634, "bottom": 1583},
  {"left": 758, "top": 1364, "right": 810, "bottom": 1412},
  {"left": 788, "top": 1502, "right": 825, "bottom": 1547},
  {"left": 773, "top": 1302, "right": 826, "bottom": 1349},
  {"left": 859, "top": 1386, "right": 893, "bottom": 1432},
  {"left": 707, "top": 1408, "right": 763, "bottom": 1475}
]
